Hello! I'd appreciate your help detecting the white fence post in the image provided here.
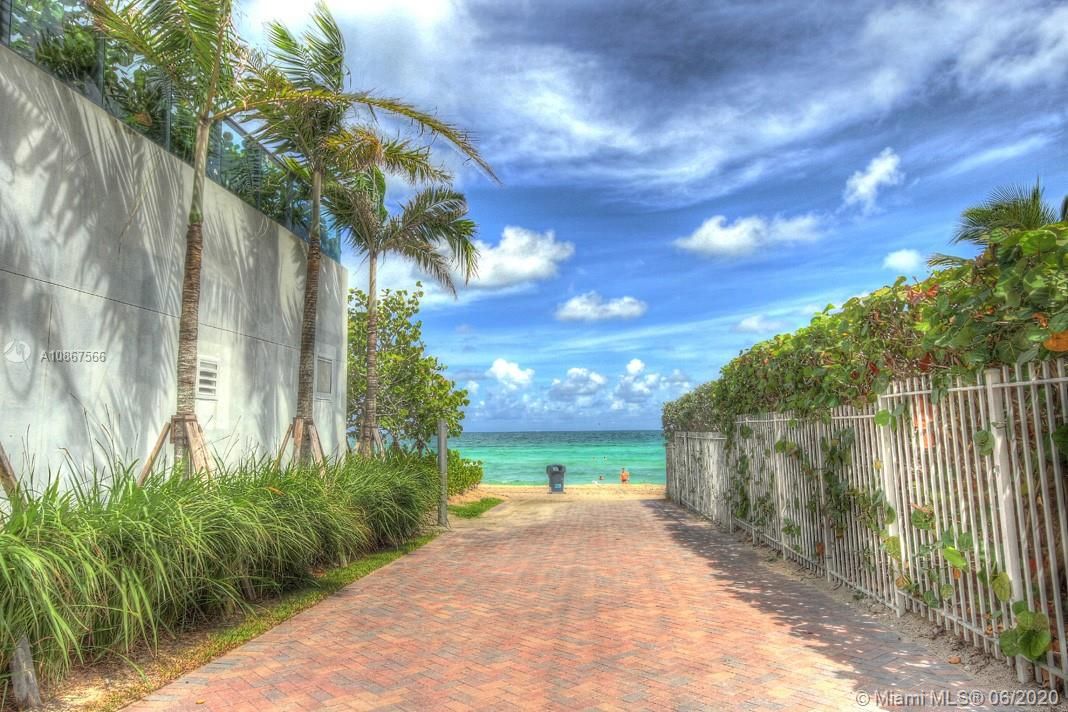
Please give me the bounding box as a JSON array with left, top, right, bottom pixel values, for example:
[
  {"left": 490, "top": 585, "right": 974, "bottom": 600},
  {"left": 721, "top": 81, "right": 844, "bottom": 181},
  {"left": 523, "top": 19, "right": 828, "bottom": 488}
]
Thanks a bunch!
[
  {"left": 743, "top": 416, "right": 756, "bottom": 544},
  {"left": 664, "top": 437, "right": 671, "bottom": 501},
  {"left": 675, "top": 434, "right": 682, "bottom": 506},
  {"left": 984, "top": 368, "right": 1031, "bottom": 684},
  {"left": 812, "top": 420, "right": 830, "bottom": 581},
  {"left": 772, "top": 417, "right": 786, "bottom": 557},
  {"left": 876, "top": 392, "right": 905, "bottom": 617},
  {"left": 662, "top": 359, "right": 1068, "bottom": 694}
]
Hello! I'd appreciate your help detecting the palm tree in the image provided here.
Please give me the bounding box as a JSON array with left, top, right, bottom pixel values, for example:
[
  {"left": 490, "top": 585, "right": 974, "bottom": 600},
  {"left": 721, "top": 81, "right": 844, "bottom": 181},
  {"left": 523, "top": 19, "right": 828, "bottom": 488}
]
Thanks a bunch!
[
  {"left": 327, "top": 178, "right": 476, "bottom": 455},
  {"left": 929, "top": 181, "right": 1068, "bottom": 268},
  {"left": 89, "top": 0, "right": 246, "bottom": 470},
  {"left": 90, "top": 0, "right": 364, "bottom": 473},
  {"left": 247, "top": 3, "right": 494, "bottom": 462}
]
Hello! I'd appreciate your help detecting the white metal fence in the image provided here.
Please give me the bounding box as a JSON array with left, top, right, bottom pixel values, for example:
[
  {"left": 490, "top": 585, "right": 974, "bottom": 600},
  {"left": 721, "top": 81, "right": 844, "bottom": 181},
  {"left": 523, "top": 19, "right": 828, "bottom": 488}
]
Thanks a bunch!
[{"left": 666, "top": 362, "right": 1068, "bottom": 694}]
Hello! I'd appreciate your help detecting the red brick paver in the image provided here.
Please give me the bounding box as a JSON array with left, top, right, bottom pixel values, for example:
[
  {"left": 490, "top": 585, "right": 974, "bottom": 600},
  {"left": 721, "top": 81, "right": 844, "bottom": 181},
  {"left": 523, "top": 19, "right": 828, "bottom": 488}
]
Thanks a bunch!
[{"left": 127, "top": 498, "right": 1003, "bottom": 711}]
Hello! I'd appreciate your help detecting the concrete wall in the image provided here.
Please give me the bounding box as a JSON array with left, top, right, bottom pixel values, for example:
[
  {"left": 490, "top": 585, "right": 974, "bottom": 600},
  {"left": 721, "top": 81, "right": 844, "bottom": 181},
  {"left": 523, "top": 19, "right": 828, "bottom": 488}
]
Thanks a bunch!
[{"left": 0, "top": 46, "right": 348, "bottom": 486}]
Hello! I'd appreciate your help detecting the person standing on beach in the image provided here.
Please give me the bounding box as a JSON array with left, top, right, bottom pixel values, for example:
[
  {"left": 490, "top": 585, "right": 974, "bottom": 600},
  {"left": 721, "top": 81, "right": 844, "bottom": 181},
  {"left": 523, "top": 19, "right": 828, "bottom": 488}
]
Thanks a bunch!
[{"left": 620, "top": 467, "right": 630, "bottom": 484}]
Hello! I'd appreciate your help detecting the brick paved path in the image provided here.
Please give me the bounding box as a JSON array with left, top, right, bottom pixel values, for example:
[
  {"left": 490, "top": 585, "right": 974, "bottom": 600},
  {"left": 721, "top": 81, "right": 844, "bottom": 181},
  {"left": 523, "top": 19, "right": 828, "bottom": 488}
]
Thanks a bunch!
[{"left": 128, "top": 497, "right": 1002, "bottom": 711}]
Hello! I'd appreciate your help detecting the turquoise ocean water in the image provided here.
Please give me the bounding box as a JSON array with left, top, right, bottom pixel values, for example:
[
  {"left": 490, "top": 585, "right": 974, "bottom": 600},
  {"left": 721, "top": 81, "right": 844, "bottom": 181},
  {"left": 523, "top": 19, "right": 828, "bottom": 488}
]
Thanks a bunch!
[{"left": 449, "top": 431, "right": 666, "bottom": 485}]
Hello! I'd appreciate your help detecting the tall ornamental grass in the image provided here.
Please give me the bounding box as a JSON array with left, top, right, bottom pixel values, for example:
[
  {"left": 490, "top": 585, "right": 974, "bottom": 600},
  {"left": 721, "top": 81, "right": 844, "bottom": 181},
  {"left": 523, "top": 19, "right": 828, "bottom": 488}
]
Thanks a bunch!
[{"left": 0, "top": 456, "right": 438, "bottom": 688}]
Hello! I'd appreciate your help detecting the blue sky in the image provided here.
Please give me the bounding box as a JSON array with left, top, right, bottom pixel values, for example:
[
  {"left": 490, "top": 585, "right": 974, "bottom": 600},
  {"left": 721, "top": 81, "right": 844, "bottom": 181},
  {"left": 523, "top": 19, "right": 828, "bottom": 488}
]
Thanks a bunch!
[{"left": 242, "top": 0, "right": 1068, "bottom": 432}]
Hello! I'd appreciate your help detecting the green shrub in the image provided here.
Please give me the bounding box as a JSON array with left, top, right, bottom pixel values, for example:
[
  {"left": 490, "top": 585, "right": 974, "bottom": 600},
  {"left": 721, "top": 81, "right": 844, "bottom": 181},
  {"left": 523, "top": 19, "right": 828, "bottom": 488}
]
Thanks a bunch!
[
  {"left": 446, "top": 450, "right": 483, "bottom": 495},
  {"left": 391, "top": 448, "right": 483, "bottom": 496},
  {"left": 664, "top": 223, "right": 1068, "bottom": 433},
  {"left": 0, "top": 456, "right": 438, "bottom": 688}
]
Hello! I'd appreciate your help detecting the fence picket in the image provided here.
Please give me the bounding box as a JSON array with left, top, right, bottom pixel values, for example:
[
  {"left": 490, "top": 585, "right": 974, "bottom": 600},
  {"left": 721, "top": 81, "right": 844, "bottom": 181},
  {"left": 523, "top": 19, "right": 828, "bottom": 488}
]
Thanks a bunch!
[
  {"left": 666, "top": 360, "right": 1067, "bottom": 694},
  {"left": 876, "top": 391, "right": 905, "bottom": 616}
]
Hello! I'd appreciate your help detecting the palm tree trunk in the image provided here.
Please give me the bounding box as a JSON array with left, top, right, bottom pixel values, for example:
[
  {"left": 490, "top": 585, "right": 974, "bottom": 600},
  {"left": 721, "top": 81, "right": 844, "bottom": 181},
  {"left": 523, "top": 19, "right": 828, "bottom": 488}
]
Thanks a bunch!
[
  {"left": 295, "top": 168, "right": 323, "bottom": 461},
  {"left": 360, "top": 252, "right": 379, "bottom": 455},
  {"left": 173, "top": 116, "right": 212, "bottom": 464}
]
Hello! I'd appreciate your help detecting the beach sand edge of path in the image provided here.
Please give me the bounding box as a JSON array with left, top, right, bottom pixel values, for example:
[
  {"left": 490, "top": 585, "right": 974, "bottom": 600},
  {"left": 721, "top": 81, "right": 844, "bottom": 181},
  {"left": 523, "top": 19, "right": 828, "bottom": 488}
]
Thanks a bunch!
[{"left": 451, "top": 483, "right": 666, "bottom": 503}]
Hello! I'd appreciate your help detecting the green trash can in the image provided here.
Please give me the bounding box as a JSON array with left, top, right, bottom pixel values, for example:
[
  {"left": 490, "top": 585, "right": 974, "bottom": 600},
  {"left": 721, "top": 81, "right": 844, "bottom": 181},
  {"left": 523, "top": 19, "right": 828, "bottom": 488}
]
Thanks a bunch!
[{"left": 546, "top": 464, "right": 566, "bottom": 493}]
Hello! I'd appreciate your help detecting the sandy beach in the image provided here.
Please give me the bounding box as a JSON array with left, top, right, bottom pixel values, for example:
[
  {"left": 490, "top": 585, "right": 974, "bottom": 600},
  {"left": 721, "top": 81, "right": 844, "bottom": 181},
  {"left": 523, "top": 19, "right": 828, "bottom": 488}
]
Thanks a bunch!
[{"left": 452, "top": 483, "right": 665, "bottom": 503}]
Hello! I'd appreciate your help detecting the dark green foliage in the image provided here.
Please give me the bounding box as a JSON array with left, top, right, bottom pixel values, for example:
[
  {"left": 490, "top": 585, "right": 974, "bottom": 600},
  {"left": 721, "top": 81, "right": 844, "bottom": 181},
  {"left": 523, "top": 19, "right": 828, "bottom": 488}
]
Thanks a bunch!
[
  {"left": 1000, "top": 601, "right": 1053, "bottom": 661},
  {"left": 444, "top": 450, "right": 484, "bottom": 496},
  {"left": 4, "top": 0, "right": 329, "bottom": 254},
  {"left": 663, "top": 223, "right": 1068, "bottom": 434},
  {"left": 0, "top": 456, "right": 441, "bottom": 688},
  {"left": 347, "top": 287, "right": 470, "bottom": 449}
]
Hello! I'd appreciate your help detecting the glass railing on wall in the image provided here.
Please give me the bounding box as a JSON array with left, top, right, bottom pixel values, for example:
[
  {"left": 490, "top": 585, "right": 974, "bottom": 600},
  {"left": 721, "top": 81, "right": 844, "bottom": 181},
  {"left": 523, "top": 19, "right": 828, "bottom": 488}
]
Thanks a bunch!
[{"left": 0, "top": 0, "right": 342, "bottom": 262}]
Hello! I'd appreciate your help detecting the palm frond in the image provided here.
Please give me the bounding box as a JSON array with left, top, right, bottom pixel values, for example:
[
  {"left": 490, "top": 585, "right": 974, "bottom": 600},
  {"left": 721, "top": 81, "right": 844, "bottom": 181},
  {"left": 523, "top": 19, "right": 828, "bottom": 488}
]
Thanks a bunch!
[
  {"left": 926, "top": 252, "right": 970, "bottom": 269},
  {"left": 385, "top": 187, "right": 477, "bottom": 287},
  {"left": 380, "top": 138, "right": 452, "bottom": 185},
  {"left": 343, "top": 92, "right": 499, "bottom": 183},
  {"left": 323, "top": 128, "right": 451, "bottom": 185},
  {"left": 954, "top": 180, "right": 1057, "bottom": 245},
  {"left": 305, "top": 1, "right": 346, "bottom": 92},
  {"left": 324, "top": 176, "right": 385, "bottom": 254},
  {"left": 263, "top": 1, "right": 343, "bottom": 93},
  {"left": 89, "top": 0, "right": 239, "bottom": 106},
  {"left": 396, "top": 240, "right": 458, "bottom": 296}
]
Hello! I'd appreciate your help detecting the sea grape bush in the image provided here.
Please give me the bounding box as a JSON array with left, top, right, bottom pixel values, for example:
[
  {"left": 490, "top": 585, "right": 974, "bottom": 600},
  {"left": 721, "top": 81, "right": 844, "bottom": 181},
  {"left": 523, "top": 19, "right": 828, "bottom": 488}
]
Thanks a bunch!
[
  {"left": 444, "top": 450, "right": 484, "bottom": 495},
  {"left": 663, "top": 223, "right": 1068, "bottom": 434},
  {"left": 664, "top": 222, "right": 1067, "bottom": 665},
  {"left": 348, "top": 288, "right": 470, "bottom": 450}
]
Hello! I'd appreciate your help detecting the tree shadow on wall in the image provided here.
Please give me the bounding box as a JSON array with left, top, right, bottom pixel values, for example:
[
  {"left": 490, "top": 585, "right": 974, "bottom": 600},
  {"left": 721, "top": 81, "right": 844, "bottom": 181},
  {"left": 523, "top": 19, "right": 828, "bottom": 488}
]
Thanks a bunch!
[{"left": 1, "top": 46, "right": 182, "bottom": 482}]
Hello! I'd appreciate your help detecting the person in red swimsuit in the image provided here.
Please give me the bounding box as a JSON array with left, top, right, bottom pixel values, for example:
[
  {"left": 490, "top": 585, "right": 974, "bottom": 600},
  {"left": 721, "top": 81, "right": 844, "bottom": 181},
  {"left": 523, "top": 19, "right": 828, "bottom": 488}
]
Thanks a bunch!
[{"left": 620, "top": 467, "right": 630, "bottom": 484}]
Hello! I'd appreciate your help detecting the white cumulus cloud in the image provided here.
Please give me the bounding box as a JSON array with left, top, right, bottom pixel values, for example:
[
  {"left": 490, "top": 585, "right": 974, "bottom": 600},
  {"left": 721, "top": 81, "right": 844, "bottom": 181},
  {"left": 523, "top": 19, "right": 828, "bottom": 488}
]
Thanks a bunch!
[
  {"left": 349, "top": 225, "right": 575, "bottom": 309},
  {"left": 548, "top": 368, "right": 607, "bottom": 401},
  {"left": 470, "top": 226, "right": 575, "bottom": 290},
  {"left": 485, "top": 358, "right": 534, "bottom": 391},
  {"left": 883, "top": 248, "right": 923, "bottom": 273},
  {"left": 843, "top": 147, "right": 904, "bottom": 214},
  {"left": 612, "top": 361, "right": 690, "bottom": 408},
  {"left": 674, "top": 213, "right": 823, "bottom": 258},
  {"left": 734, "top": 315, "right": 787, "bottom": 334},
  {"left": 245, "top": 0, "right": 1068, "bottom": 210},
  {"left": 555, "top": 292, "right": 647, "bottom": 321}
]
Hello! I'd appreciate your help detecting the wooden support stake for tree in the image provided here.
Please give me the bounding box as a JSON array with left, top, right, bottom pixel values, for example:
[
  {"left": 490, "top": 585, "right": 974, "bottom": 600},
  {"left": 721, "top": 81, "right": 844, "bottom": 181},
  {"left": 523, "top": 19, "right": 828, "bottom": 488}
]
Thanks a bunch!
[
  {"left": 0, "top": 439, "right": 18, "bottom": 502},
  {"left": 309, "top": 424, "right": 326, "bottom": 464},
  {"left": 11, "top": 635, "right": 42, "bottom": 709},
  {"left": 372, "top": 428, "right": 386, "bottom": 456},
  {"left": 0, "top": 446, "right": 40, "bottom": 708},
  {"left": 138, "top": 421, "right": 172, "bottom": 485},
  {"left": 162, "top": 416, "right": 213, "bottom": 476},
  {"left": 307, "top": 423, "right": 326, "bottom": 476},
  {"left": 180, "top": 419, "right": 199, "bottom": 473},
  {"left": 190, "top": 420, "right": 214, "bottom": 475},
  {"left": 286, "top": 417, "right": 326, "bottom": 469},
  {"left": 275, "top": 423, "right": 293, "bottom": 468},
  {"left": 291, "top": 416, "right": 305, "bottom": 464}
]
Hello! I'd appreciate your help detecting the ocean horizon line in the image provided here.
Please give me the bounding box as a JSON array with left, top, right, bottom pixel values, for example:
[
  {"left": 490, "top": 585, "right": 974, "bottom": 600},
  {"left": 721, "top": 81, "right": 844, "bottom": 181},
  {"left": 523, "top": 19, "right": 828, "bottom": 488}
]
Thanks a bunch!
[{"left": 459, "top": 428, "right": 663, "bottom": 434}]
